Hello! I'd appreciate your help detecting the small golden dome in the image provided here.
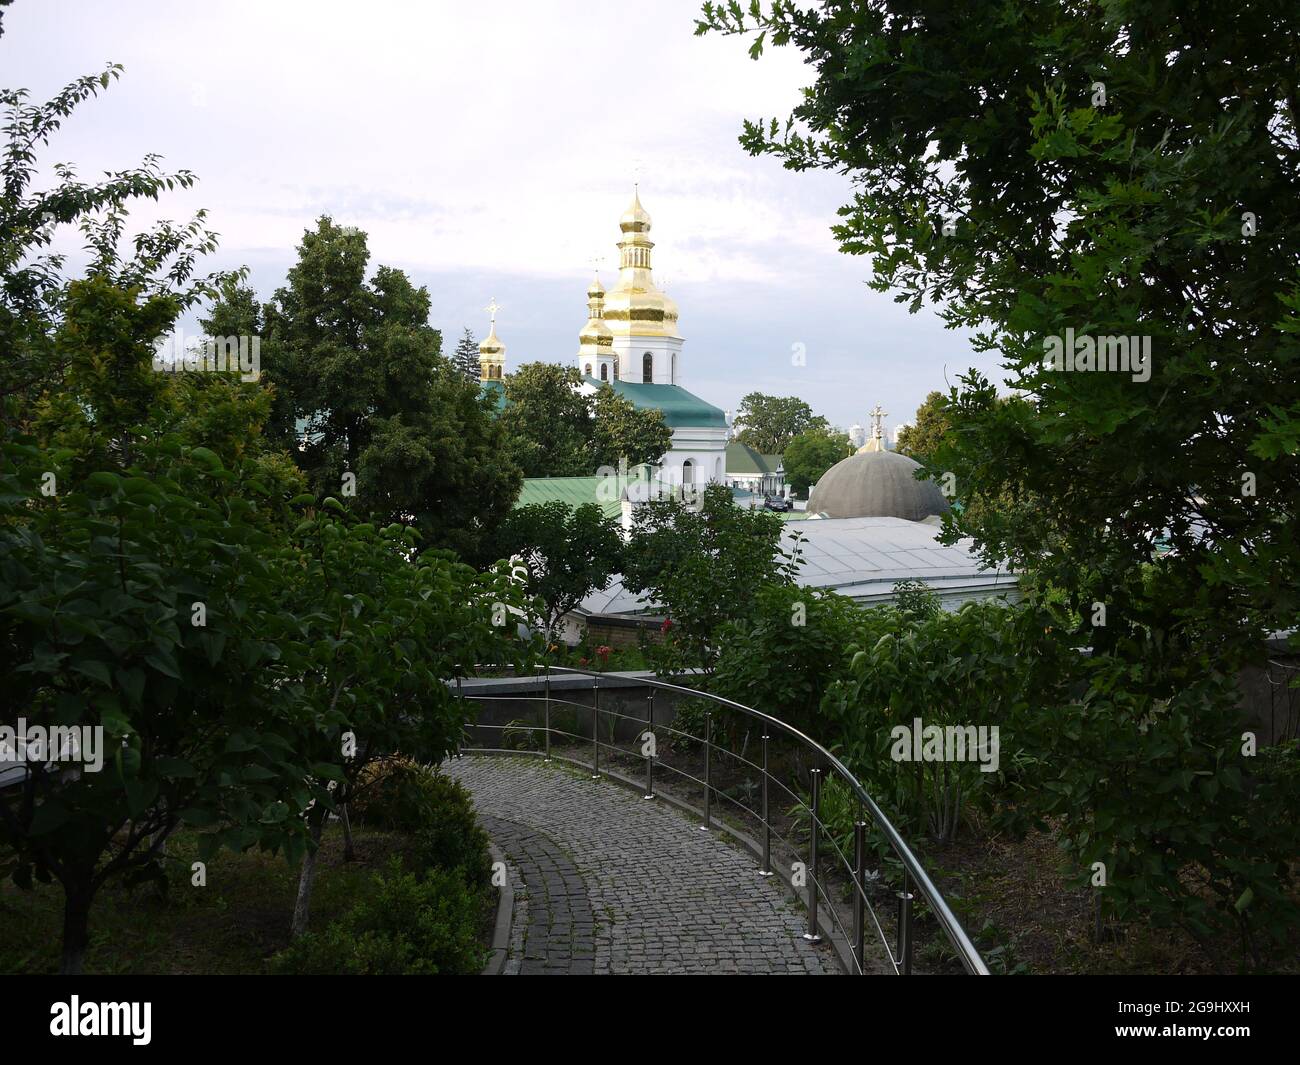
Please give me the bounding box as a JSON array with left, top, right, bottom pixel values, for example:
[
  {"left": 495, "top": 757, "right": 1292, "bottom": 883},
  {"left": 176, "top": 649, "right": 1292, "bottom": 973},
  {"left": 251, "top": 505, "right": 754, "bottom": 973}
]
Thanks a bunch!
[
  {"left": 619, "top": 190, "right": 652, "bottom": 233},
  {"left": 587, "top": 273, "right": 605, "bottom": 298},
  {"left": 478, "top": 325, "right": 505, "bottom": 355}
]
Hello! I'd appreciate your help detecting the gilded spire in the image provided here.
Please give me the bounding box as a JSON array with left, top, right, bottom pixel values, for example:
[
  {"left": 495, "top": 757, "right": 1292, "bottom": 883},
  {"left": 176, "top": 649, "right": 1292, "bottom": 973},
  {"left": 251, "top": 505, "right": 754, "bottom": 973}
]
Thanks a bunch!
[
  {"left": 478, "top": 297, "right": 506, "bottom": 381},
  {"left": 603, "top": 191, "right": 679, "bottom": 339}
]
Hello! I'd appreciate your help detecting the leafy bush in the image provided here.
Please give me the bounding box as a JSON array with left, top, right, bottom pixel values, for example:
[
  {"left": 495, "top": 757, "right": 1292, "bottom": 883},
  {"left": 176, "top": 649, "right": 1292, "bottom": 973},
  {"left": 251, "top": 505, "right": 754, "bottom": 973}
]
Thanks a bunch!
[
  {"left": 823, "top": 599, "right": 1075, "bottom": 842},
  {"left": 350, "top": 757, "right": 445, "bottom": 833},
  {"left": 269, "top": 859, "right": 486, "bottom": 975},
  {"left": 712, "top": 582, "right": 862, "bottom": 735},
  {"left": 411, "top": 773, "right": 493, "bottom": 887}
]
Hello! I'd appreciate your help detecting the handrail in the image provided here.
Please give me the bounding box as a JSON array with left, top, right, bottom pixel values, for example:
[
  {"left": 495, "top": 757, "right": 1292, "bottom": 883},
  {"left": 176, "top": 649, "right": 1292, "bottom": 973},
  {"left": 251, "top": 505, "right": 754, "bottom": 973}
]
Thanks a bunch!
[{"left": 453, "top": 663, "right": 989, "bottom": 976}]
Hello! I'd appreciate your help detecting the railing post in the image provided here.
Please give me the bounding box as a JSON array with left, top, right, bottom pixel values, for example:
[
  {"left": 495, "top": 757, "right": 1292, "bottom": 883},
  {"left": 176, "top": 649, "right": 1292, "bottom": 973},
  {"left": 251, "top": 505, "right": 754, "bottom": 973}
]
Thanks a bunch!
[
  {"left": 643, "top": 689, "right": 655, "bottom": 799},
  {"left": 455, "top": 666, "right": 465, "bottom": 752},
  {"left": 700, "top": 710, "right": 712, "bottom": 830},
  {"left": 853, "top": 818, "right": 867, "bottom": 973},
  {"left": 591, "top": 675, "right": 600, "bottom": 778},
  {"left": 543, "top": 663, "right": 551, "bottom": 761},
  {"left": 758, "top": 733, "right": 772, "bottom": 876},
  {"left": 803, "top": 767, "right": 822, "bottom": 942},
  {"left": 897, "top": 871, "right": 915, "bottom": 975}
]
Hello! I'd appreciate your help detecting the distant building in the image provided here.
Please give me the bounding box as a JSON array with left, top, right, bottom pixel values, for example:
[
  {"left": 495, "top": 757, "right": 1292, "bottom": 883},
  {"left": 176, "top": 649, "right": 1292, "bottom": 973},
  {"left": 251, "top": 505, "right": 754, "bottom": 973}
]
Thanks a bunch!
[
  {"left": 478, "top": 192, "right": 728, "bottom": 486},
  {"left": 725, "top": 442, "right": 787, "bottom": 497}
]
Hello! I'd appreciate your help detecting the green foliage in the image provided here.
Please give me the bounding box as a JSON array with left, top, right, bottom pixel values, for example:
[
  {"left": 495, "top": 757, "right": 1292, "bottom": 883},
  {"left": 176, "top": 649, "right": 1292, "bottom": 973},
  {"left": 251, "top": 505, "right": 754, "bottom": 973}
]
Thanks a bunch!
[
  {"left": 712, "top": 583, "right": 862, "bottom": 734},
  {"left": 891, "top": 579, "right": 941, "bottom": 622},
  {"left": 484, "top": 501, "right": 622, "bottom": 637},
  {"left": 451, "top": 326, "right": 480, "bottom": 383},
  {"left": 268, "top": 859, "right": 486, "bottom": 975},
  {"left": 500, "top": 363, "right": 593, "bottom": 477},
  {"left": 622, "top": 483, "right": 799, "bottom": 672},
  {"left": 703, "top": 0, "right": 1300, "bottom": 970},
  {"left": 411, "top": 772, "right": 493, "bottom": 888},
  {"left": 590, "top": 383, "right": 673, "bottom": 470},
  {"left": 822, "top": 601, "right": 1075, "bottom": 842},
  {"left": 208, "top": 217, "right": 521, "bottom": 557},
  {"left": 0, "top": 64, "right": 222, "bottom": 436},
  {"left": 894, "top": 392, "right": 949, "bottom": 462},
  {"left": 500, "top": 363, "right": 671, "bottom": 476},
  {"left": 782, "top": 426, "right": 852, "bottom": 497},
  {"left": 733, "top": 392, "right": 827, "bottom": 455}
]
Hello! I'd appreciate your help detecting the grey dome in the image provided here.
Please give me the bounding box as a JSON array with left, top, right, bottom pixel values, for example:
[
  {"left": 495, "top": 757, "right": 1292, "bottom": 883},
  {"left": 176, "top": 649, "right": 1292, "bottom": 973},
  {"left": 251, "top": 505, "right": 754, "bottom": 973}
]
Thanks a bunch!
[{"left": 807, "top": 449, "right": 950, "bottom": 521}]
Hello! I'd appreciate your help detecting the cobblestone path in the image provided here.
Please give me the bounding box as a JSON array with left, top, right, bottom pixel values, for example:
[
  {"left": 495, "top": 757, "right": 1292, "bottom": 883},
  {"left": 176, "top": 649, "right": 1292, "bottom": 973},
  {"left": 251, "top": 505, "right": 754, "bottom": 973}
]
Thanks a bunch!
[{"left": 446, "top": 755, "right": 839, "bottom": 975}]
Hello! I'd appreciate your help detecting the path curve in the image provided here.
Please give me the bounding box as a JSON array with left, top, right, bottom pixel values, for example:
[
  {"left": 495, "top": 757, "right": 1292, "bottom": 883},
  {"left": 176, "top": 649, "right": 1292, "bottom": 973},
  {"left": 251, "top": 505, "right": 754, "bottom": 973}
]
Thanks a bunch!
[{"left": 446, "top": 755, "right": 839, "bottom": 975}]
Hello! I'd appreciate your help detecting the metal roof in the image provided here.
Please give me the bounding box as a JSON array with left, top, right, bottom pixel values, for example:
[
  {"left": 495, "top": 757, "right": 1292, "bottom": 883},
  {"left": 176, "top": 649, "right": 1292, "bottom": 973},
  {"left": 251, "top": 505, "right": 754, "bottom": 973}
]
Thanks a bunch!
[{"left": 576, "top": 516, "right": 1016, "bottom": 615}]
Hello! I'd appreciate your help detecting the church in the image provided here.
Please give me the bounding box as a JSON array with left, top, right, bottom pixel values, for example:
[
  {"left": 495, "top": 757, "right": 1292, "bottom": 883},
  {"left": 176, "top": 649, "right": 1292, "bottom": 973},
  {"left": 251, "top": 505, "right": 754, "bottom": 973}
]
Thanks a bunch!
[{"left": 477, "top": 191, "right": 728, "bottom": 486}]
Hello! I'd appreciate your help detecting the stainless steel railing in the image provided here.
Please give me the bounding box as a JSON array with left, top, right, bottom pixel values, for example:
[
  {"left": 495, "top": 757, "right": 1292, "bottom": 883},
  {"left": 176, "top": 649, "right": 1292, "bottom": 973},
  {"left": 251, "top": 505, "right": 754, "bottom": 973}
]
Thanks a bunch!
[{"left": 453, "top": 663, "right": 989, "bottom": 976}]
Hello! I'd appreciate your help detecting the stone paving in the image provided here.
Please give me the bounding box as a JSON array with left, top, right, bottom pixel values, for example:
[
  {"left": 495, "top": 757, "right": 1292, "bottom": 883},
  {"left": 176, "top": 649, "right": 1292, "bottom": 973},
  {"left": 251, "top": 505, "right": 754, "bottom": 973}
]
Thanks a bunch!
[{"left": 446, "top": 755, "right": 839, "bottom": 975}]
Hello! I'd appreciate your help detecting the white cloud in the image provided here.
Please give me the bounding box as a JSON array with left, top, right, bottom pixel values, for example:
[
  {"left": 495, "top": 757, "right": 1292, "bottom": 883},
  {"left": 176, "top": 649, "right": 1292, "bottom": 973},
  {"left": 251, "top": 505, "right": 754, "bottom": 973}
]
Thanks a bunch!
[{"left": 3, "top": 0, "right": 993, "bottom": 429}]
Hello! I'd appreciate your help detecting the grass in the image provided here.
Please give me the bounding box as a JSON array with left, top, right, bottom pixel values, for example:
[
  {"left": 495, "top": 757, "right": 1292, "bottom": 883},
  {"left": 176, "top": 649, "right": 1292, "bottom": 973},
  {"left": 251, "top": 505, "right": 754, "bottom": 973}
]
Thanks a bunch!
[{"left": 0, "top": 824, "right": 424, "bottom": 975}]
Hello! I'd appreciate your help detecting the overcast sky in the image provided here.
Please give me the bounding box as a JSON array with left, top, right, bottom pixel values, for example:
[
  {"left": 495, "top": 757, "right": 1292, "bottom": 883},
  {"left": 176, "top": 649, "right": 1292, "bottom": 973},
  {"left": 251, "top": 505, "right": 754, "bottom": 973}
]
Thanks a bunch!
[{"left": 4, "top": 0, "right": 996, "bottom": 434}]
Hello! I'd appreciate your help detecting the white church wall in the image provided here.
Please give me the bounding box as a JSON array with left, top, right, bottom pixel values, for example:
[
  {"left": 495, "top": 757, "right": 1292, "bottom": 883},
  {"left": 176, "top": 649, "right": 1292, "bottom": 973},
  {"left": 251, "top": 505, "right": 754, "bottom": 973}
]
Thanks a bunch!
[{"left": 612, "top": 334, "right": 682, "bottom": 385}]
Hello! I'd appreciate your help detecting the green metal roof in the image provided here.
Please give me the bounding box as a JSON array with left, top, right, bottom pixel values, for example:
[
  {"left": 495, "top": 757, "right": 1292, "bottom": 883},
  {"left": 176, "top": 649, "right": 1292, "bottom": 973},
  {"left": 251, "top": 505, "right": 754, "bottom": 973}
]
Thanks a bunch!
[
  {"left": 515, "top": 477, "right": 622, "bottom": 520},
  {"left": 726, "top": 441, "right": 783, "bottom": 474},
  {"left": 582, "top": 378, "right": 726, "bottom": 429}
]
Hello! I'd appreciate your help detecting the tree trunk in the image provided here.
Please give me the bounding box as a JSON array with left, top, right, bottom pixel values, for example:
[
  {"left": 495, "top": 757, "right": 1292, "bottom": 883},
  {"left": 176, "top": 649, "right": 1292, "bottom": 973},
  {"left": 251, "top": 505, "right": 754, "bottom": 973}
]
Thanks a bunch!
[
  {"left": 290, "top": 815, "right": 326, "bottom": 939},
  {"left": 340, "top": 803, "right": 355, "bottom": 862},
  {"left": 60, "top": 882, "right": 93, "bottom": 975}
]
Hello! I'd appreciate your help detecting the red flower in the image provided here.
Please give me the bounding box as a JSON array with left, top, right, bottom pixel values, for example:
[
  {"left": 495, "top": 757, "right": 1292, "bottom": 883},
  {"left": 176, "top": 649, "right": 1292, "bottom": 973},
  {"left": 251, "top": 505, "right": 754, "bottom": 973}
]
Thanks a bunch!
[
  {"left": 660, "top": 617, "right": 673, "bottom": 634},
  {"left": 595, "top": 645, "right": 612, "bottom": 661},
  {"left": 578, "top": 657, "right": 589, "bottom": 667}
]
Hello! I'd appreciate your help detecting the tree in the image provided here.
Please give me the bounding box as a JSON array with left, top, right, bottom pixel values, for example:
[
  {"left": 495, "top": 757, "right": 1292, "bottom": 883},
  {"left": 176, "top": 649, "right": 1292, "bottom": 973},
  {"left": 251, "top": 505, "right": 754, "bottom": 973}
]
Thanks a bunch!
[
  {"left": 1, "top": 64, "right": 218, "bottom": 435},
  {"left": 590, "top": 384, "right": 673, "bottom": 469},
  {"left": 733, "top": 392, "right": 827, "bottom": 454},
  {"left": 452, "top": 326, "right": 480, "bottom": 383},
  {"left": 499, "top": 364, "right": 671, "bottom": 476},
  {"left": 0, "top": 62, "right": 521, "bottom": 973},
  {"left": 894, "top": 392, "right": 950, "bottom": 462},
  {"left": 782, "top": 426, "right": 852, "bottom": 497},
  {"left": 500, "top": 362, "right": 593, "bottom": 477},
  {"left": 622, "top": 483, "right": 799, "bottom": 672},
  {"left": 712, "top": 583, "right": 862, "bottom": 734},
  {"left": 702, "top": 0, "right": 1300, "bottom": 966},
  {"left": 487, "top": 502, "right": 623, "bottom": 641},
  {"left": 205, "top": 219, "right": 521, "bottom": 557}
]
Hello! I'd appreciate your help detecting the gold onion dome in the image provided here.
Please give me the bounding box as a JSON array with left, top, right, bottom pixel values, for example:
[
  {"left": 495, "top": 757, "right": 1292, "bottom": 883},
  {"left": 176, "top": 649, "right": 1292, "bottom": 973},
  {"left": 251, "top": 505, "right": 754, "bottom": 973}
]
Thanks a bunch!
[
  {"left": 603, "top": 190, "right": 680, "bottom": 339},
  {"left": 579, "top": 273, "right": 614, "bottom": 350},
  {"left": 619, "top": 190, "right": 652, "bottom": 233},
  {"left": 478, "top": 325, "right": 505, "bottom": 355}
]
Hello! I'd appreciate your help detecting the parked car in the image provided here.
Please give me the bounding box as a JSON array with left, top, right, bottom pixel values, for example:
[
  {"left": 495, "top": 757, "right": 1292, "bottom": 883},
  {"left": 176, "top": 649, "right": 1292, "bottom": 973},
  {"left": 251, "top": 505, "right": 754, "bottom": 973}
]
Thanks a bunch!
[{"left": 763, "top": 495, "right": 791, "bottom": 512}]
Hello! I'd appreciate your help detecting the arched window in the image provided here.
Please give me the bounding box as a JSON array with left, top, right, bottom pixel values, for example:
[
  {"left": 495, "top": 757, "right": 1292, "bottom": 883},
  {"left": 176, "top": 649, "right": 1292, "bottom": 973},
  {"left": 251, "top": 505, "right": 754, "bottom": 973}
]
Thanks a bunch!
[
  {"left": 671, "top": 352, "right": 677, "bottom": 382},
  {"left": 642, "top": 352, "right": 653, "bottom": 383},
  {"left": 585, "top": 363, "right": 592, "bottom": 377},
  {"left": 613, "top": 360, "right": 619, "bottom": 381},
  {"left": 682, "top": 460, "right": 694, "bottom": 485},
  {"left": 600, "top": 363, "right": 608, "bottom": 381}
]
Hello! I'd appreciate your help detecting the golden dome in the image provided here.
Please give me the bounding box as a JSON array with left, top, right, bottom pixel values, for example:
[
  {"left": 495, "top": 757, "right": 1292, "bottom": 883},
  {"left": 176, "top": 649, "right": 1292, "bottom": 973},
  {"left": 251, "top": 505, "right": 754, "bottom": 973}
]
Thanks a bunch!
[
  {"left": 579, "top": 274, "right": 614, "bottom": 351},
  {"left": 620, "top": 190, "right": 652, "bottom": 233},
  {"left": 603, "top": 191, "right": 681, "bottom": 339},
  {"left": 478, "top": 325, "right": 505, "bottom": 356}
]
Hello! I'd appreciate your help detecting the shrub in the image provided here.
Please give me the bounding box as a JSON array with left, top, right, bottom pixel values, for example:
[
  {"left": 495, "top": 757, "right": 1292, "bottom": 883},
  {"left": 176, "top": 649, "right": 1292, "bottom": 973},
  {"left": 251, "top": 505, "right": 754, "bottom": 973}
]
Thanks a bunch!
[
  {"left": 411, "top": 773, "right": 493, "bottom": 887},
  {"left": 269, "top": 859, "right": 486, "bottom": 975},
  {"left": 349, "top": 756, "right": 443, "bottom": 832}
]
